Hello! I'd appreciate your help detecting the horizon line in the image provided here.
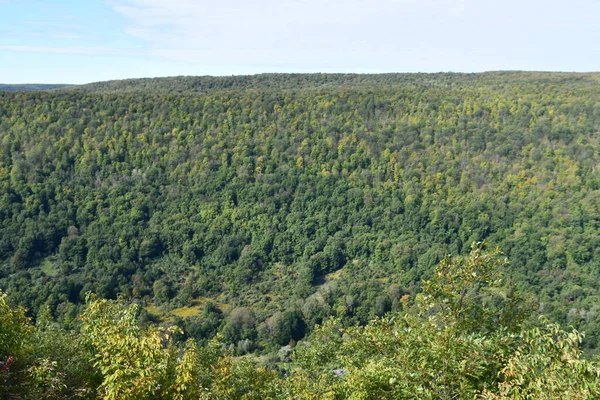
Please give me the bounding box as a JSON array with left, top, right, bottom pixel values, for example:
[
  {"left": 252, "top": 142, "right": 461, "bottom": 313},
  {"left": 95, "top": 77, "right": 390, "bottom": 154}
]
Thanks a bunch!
[{"left": 2, "top": 69, "right": 599, "bottom": 86}]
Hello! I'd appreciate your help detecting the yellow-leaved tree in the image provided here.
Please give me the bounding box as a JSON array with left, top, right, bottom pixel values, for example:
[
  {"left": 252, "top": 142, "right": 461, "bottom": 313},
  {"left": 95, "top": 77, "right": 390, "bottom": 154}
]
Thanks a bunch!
[
  {"left": 0, "top": 290, "right": 34, "bottom": 397},
  {"left": 80, "top": 295, "right": 199, "bottom": 400}
]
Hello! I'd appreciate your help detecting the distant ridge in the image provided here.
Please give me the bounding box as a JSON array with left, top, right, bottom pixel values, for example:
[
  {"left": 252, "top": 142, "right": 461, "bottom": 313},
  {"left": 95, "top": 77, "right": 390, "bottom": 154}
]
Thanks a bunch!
[
  {"left": 0, "top": 83, "right": 71, "bottom": 91},
  {"left": 63, "top": 71, "right": 600, "bottom": 94}
]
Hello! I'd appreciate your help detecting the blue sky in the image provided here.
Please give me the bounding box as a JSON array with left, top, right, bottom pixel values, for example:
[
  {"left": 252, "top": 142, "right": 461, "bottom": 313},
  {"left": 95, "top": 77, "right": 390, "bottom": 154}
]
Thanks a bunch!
[{"left": 1, "top": 0, "right": 599, "bottom": 84}]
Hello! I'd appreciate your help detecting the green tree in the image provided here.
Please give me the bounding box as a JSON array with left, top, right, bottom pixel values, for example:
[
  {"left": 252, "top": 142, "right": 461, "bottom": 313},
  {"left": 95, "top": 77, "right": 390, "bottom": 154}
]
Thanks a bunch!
[
  {"left": 420, "top": 242, "right": 531, "bottom": 333},
  {"left": 0, "top": 290, "right": 34, "bottom": 397},
  {"left": 80, "top": 295, "right": 180, "bottom": 400}
]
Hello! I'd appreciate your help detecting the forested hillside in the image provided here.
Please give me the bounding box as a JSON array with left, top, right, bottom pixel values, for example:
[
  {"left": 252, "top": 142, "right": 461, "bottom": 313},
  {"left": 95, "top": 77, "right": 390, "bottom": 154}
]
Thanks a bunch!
[
  {"left": 1, "top": 72, "right": 600, "bottom": 357},
  {"left": 67, "top": 71, "right": 599, "bottom": 93},
  {"left": 0, "top": 84, "right": 71, "bottom": 91}
]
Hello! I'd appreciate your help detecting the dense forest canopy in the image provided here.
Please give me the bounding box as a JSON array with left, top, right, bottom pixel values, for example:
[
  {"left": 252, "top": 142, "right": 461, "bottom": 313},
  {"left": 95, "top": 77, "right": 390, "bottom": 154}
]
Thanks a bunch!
[{"left": 0, "top": 72, "right": 599, "bottom": 358}]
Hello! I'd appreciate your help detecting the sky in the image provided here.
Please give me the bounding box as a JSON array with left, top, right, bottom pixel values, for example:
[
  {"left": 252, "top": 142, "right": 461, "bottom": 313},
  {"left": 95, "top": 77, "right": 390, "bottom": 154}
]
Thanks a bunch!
[{"left": 0, "top": 0, "right": 599, "bottom": 84}]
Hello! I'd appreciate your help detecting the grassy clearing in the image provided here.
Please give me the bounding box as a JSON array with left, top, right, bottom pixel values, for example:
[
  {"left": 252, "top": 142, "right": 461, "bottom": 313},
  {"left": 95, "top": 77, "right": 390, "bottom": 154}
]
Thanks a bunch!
[
  {"left": 171, "top": 306, "right": 202, "bottom": 318},
  {"left": 40, "top": 258, "right": 59, "bottom": 277},
  {"left": 145, "top": 296, "right": 231, "bottom": 321}
]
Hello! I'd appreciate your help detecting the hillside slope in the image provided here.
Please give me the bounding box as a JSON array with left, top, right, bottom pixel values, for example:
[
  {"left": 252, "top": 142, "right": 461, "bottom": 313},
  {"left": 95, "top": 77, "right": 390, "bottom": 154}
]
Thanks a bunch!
[
  {"left": 0, "top": 84, "right": 71, "bottom": 91},
  {"left": 65, "top": 71, "right": 600, "bottom": 93},
  {"left": 1, "top": 72, "right": 599, "bottom": 349}
]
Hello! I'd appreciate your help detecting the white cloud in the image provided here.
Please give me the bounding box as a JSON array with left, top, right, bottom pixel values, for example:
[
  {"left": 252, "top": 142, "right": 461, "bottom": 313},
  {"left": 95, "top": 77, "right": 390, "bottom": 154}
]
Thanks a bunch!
[
  {"left": 107, "top": 0, "right": 600, "bottom": 72},
  {"left": 107, "top": 0, "right": 428, "bottom": 66}
]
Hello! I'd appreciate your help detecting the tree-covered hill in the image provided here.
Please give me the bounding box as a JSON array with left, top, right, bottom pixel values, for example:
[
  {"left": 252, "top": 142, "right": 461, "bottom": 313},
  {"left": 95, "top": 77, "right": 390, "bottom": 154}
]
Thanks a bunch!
[
  {"left": 1, "top": 72, "right": 600, "bottom": 353},
  {"left": 66, "top": 71, "right": 600, "bottom": 94},
  {"left": 0, "top": 84, "right": 71, "bottom": 91}
]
